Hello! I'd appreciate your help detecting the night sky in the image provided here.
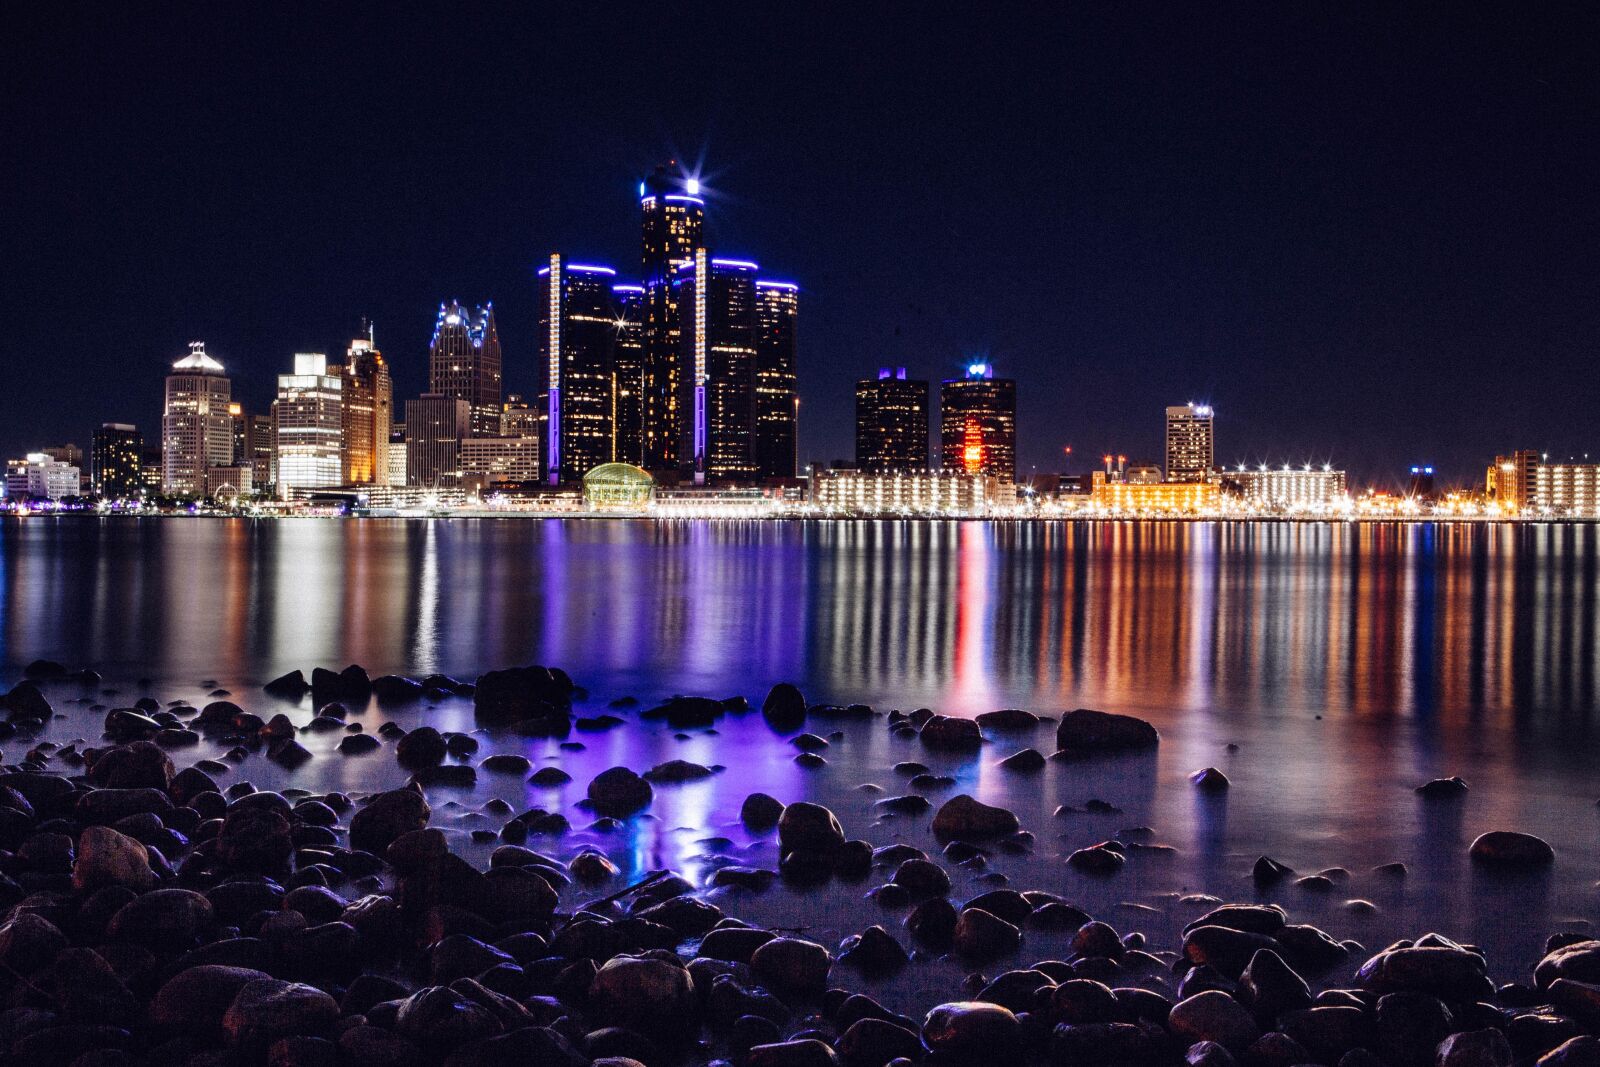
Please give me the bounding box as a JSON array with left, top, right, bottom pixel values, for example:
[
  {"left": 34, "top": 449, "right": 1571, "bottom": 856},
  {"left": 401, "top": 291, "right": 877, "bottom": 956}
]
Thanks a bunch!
[{"left": 5, "top": 4, "right": 1598, "bottom": 487}]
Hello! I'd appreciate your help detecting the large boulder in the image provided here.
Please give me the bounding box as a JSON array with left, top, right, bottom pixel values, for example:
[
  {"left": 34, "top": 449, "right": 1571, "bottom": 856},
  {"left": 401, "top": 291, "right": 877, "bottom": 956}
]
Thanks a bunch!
[
  {"left": 586, "top": 767, "right": 653, "bottom": 817},
  {"left": 150, "top": 965, "right": 273, "bottom": 1035},
  {"left": 1169, "top": 990, "right": 1261, "bottom": 1053},
  {"left": 931, "top": 794, "right": 1020, "bottom": 841},
  {"left": 920, "top": 715, "right": 982, "bottom": 751},
  {"left": 762, "top": 683, "right": 807, "bottom": 729},
  {"left": 1055, "top": 708, "right": 1159, "bottom": 753},
  {"left": 222, "top": 978, "right": 339, "bottom": 1049},
  {"left": 1356, "top": 945, "right": 1494, "bottom": 1002},
  {"left": 1469, "top": 831, "right": 1554, "bottom": 868},
  {"left": 588, "top": 955, "right": 696, "bottom": 1040},
  {"left": 349, "top": 787, "right": 430, "bottom": 855},
  {"left": 1538, "top": 941, "right": 1600, "bottom": 989},
  {"left": 73, "top": 825, "right": 156, "bottom": 891},
  {"left": 777, "top": 801, "right": 846, "bottom": 855},
  {"left": 473, "top": 666, "right": 573, "bottom": 727},
  {"left": 922, "top": 1001, "right": 1022, "bottom": 1060}
]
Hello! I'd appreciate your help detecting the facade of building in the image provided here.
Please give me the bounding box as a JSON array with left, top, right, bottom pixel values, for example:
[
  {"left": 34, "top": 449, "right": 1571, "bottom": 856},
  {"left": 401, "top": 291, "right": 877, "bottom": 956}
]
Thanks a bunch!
[
  {"left": 92, "top": 424, "right": 144, "bottom": 498},
  {"left": 245, "top": 414, "right": 274, "bottom": 493},
  {"left": 539, "top": 256, "right": 620, "bottom": 483},
  {"left": 675, "top": 252, "right": 759, "bottom": 484},
  {"left": 810, "top": 468, "right": 1011, "bottom": 513},
  {"left": 640, "top": 165, "right": 705, "bottom": 473},
  {"left": 5, "top": 453, "right": 81, "bottom": 500},
  {"left": 1533, "top": 461, "right": 1600, "bottom": 514},
  {"left": 275, "top": 353, "right": 344, "bottom": 493},
  {"left": 460, "top": 436, "right": 541, "bottom": 488},
  {"left": 856, "top": 369, "right": 930, "bottom": 472},
  {"left": 205, "top": 464, "right": 253, "bottom": 499},
  {"left": 753, "top": 281, "right": 799, "bottom": 480},
  {"left": 1488, "top": 450, "right": 1540, "bottom": 511},
  {"left": 342, "top": 328, "right": 392, "bottom": 485},
  {"left": 939, "top": 363, "right": 1016, "bottom": 482},
  {"left": 404, "top": 394, "right": 471, "bottom": 488},
  {"left": 387, "top": 438, "right": 408, "bottom": 488},
  {"left": 501, "top": 395, "right": 537, "bottom": 438},
  {"left": 162, "top": 341, "right": 233, "bottom": 496},
  {"left": 428, "top": 301, "right": 502, "bottom": 438},
  {"left": 1226, "top": 465, "right": 1348, "bottom": 509},
  {"left": 612, "top": 285, "right": 646, "bottom": 467},
  {"left": 1090, "top": 474, "right": 1221, "bottom": 513},
  {"left": 1165, "top": 403, "right": 1215, "bottom": 481}
]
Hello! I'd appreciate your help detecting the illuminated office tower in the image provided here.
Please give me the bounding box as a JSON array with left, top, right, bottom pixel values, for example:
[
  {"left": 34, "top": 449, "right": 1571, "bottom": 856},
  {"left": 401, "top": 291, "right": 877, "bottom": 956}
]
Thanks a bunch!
[
  {"left": 939, "top": 363, "right": 1016, "bottom": 482},
  {"left": 92, "top": 423, "right": 143, "bottom": 498},
  {"left": 500, "top": 394, "right": 537, "bottom": 438},
  {"left": 404, "top": 394, "right": 471, "bottom": 488},
  {"left": 753, "top": 280, "right": 799, "bottom": 479},
  {"left": 162, "top": 341, "right": 233, "bottom": 496},
  {"left": 612, "top": 284, "right": 646, "bottom": 466},
  {"left": 428, "top": 301, "right": 502, "bottom": 437},
  {"left": 856, "top": 369, "right": 930, "bottom": 472},
  {"left": 274, "top": 353, "right": 344, "bottom": 492},
  {"left": 343, "top": 324, "right": 392, "bottom": 485},
  {"left": 639, "top": 164, "right": 705, "bottom": 472},
  {"left": 539, "top": 255, "right": 620, "bottom": 483},
  {"left": 246, "top": 414, "right": 274, "bottom": 492},
  {"left": 675, "top": 251, "right": 759, "bottom": 484},
  {"left": 1165, "top": 402, "right": 1215, "bottom": 482}
]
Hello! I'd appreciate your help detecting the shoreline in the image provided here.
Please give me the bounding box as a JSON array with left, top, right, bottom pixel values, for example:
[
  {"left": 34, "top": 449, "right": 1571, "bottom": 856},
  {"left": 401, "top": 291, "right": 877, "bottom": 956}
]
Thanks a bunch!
[{"left": 0, "top": 662, "right": 1591, "bottom": 1066}]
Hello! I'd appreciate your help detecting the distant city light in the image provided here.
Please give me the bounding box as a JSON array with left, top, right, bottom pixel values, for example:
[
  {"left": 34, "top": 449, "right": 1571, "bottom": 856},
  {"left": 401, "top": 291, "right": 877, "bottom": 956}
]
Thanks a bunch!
[{"left": 685, "top": 178, "right": 700, "bottom": 195}]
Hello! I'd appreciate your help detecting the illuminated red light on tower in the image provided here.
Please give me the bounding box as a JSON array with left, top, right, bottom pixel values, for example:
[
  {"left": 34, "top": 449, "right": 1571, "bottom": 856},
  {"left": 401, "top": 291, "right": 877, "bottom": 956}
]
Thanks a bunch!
[{"left": 963, "top": 418, "right": 983, "bottom": 473}]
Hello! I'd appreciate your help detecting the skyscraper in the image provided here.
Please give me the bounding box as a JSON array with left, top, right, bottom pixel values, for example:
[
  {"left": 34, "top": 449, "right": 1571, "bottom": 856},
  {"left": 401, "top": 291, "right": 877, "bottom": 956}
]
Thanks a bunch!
[
  {"left": 501, "top": 394, "right": 537, "bottom": 438},
  {"left": 162, "top": 341, "right": 233, "bottom": 496},
  {"left": 428, "top": 301, "right": 502, "bottom": 438},
  {"left": 343, "top": 324, "right": 392, "bottom": 485},
  {"left": 856, "top": 368, "right": 930, "bottom": 472},
  {"left": 676, "top": 252, "right": 758, "bottom": 484},
  {"left": 939, "top": 363, "right": 1016, "bottom": 482},
  {"left": 539, "top": 255, "right": 620, "bottom": 483},
  {"left": 1164, "top": 403, "right": 1215, "bottom": 482},
  {"left": 91, "top": 423, "right": 143, "bottom": 498},
  {"left": 246, "top": 414, "right": 274, "bottom": 492},
  {"left": 639, "top": 165, "right": 705, "bottom": 473},
  {"left": 405, "top": 394, "right": 471, "bottom": 488},
  {"left": 612, "top": 284, "right": 646, "bottom": 466},
  {"left": 754, "top": 281, "right": 799, "bottom": 479},
  {"left": 275, "top": 353, "right": 344, "bottom": 492}
]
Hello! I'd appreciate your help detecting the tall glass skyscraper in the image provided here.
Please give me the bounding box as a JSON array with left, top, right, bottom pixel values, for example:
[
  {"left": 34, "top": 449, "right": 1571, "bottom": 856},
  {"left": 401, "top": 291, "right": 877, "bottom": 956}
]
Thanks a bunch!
[
  {"left": 856, "top": 368, "right": 930, "bottom": 472},
  {"left": 539, "top": 255, "right": 621, "bottom": 483},
  {"left": 939, "top": 363, "right": 1017, "bottom": 482},
  {"left": 275, "top": 352, "right": 344, "bottom": 493},
  {"left": 639, "top": 164, "right": 704, "bottom": 474},
  {"left": 343, "top": 323, "right": 392, "bottom": 485},
  {"left": 162, "top": 341, "right": 232, "bottom": 496},
  {"left": 675, "top": 252, "right": 759, "bottom": 484},
  {"left": 92, "top": 423, "right": 144, "bottom": 498},
  {"left": 1164, "top": 402, "right": 1215, "bottom": 482},
  {"left": 754, "top": 281, "right": 799, "bottom": 479},
  {"left": 428, "top": 301, "right": 502, "bottom": 438},
  {"left": 612, "top": 284, "right": 646, "bottom": 467}
]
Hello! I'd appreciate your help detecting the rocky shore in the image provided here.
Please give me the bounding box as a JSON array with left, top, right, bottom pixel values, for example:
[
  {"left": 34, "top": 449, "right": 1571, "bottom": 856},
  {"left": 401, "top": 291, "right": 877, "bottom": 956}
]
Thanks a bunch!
[{"left": 0, "top": 659, "right": 1592, "bottom": 1067}]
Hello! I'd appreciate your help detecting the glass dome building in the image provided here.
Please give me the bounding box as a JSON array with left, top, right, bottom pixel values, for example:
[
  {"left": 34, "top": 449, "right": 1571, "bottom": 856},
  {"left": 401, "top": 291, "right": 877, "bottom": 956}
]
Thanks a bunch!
[{"left": 582, "top": 463, "right": 654, "bottom": 510}]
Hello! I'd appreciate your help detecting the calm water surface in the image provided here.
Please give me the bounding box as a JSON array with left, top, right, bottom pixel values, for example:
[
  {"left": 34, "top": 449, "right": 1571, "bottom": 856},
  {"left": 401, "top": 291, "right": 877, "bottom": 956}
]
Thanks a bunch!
[{"left": 2, "top": 516, "right": 1597, "bottom": 1001}]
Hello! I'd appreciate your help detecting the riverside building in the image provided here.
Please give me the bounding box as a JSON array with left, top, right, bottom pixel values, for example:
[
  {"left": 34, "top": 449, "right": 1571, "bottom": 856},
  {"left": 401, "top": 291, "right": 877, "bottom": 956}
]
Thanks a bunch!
[
  {"left": 428, "top": 302, "right": 502, "bottom": 438},
  {"left": 1226, "top": 464, "right": 1348, "bottom": 510},
  {"left": 939, "top": 363, "right": 1016, "bottom": 482},
  {"left": 274, "top": 353, "right": 344, "bottom": 493},
  {"left": 1165, "top": 403, "right": 1215, "bottom": 481},
  {"left": 162, "top": 342, "right": 233, "bottom": 496},
  {"left": 91, "top": 423, "right": 144, "bottom": 498},
  {"left": 856, "top": 368, "right": 929, "bottom": 472}
]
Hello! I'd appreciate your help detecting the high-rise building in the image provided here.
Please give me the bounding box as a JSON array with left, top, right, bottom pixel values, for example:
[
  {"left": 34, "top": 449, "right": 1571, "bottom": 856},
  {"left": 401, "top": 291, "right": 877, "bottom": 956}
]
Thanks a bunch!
[
  {"left": 1165, "top": 403, "right": 1215, "bottom": 482},
  {"left": 428, "top": 301, "right": 502, "bottom": 438},
  {"left": 539, "top": 255, "right": 621, "bottom": 483},
  {"left": 500, "top": 394, "right": 537, "bottom": 438},
  {"left": 856, "top": 368, "right": 930, "bottom": 472},
  {"left": 404, "top": 394, "right": 471, "bottom": 488},
  {"left": 676, "top": 252, "right": 760, "bottom": 484},
  {"left": 612, "top": 284, "right": 646, "bottom": 466},
  {"left": 343, "top": 325, "right": 392, "bottom": 485},
  {"left": 640, "top": 165, "right": 705, "bottom": 473},
  {"left": 162, "top": 341, "right": 233, "bottom": 496},
  {"left": 91, "top": 424, "right": 143, "bottom": 498},
  {"left": 939, "top": 363, "right": 1016, "bottom": 482},
  {"left": 460, "top": 437, "right": 541, "bottom": 488},
  {"left": 753, "top": 281, "right": 799, "bottom": 479},
  {"left": 1488, "top": 450, "right": 1539, "bottom": 511},
  {"left": 1408, "top": 465, "right": 1436, "bottom": 499},
  {"left": 4, "top": 453, "right": 81, "bottom": 501},
  {"left": 139, "top": 444, "right": 163, "bottom": 497},
  {"left": 275, "top": 352, "right": 344, "bottom": 493},
  {"left": 1533, "top": 462, "right": 1600, "bottom": 514},
  {"left": 246, "top": 414, "right": 274, "bottom": 493}
]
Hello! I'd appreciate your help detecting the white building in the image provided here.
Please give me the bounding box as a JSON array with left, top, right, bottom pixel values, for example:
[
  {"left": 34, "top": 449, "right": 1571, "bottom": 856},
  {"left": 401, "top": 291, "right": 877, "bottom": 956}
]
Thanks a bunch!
[
  {"left": 459, "top": 436, "right": 540, "bottom": 488},
  {"left": 809, "top": 469, "right": 1013, "bottom": 514},
  {"left": 1533, "top": 463, "right": 1600, "bottom": 515},
  {"left": 163, "top": 342, "right": 233, "bottom": 496},
  {"left": 5, "top": 453, "right": 82, "bottom": 500},
  {"left": 1165, "top": 403, "right": 1214, "bottom": 481},
  {"left": 387, "top": 441, "right": 408, "bottom": 488},
  {"left": 1227, "top": 465, "right": 1348, "bottom": 510},
  {"left": 275, "top": 353, "right": 344, "bottom": 493}
]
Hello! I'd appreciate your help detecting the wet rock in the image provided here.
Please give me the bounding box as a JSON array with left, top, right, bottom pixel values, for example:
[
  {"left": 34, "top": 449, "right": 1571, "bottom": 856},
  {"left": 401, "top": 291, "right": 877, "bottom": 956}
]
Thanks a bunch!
[
  {"left": 1191, "top": 767, "right": 1230, "bottom": 792},
  {"left": 1188, "top": 1039, "right": 1240, "bottom": 1067},
  {"left": 838, "top": 925, "right": 911, "bottom": 975},
  {"left": 1416, "top": 776, "right": 1468, "bottom": 798},
  {"left": 1374, "top": 991, "right": 1456, "bottom": 1067},
  {"left": 891, "top": 857, "right": 951, "bottom": 898},
  {"left": 763, "top": 682, "right": 808, "bottom": 729},
  {"left": 699, "top": 926, "right": 776, "bottom": 963},
  {"left": 396, "top": 726, "right": 447, "bottom": 769},
  {"left": 920, "top": 715, "right": 982, "bottom": 751},
  {"left": 778, "top": 800, "right": 846, "bottom": 855},
  {"left": 748, "top": 1039, "right": 841, "bottom": 1067},
  {"left": 586, "top": 766, "right": 654, "bottom": 817},
  {"left": 1183, "top": 926, "right": 1282, "bottom": 979},
  {"left": 931, "top": 794, "right": 1019, "bottom": 841},
  {"left": 480, "top": 753, "right": 531, "bottom": 775},
  {"left": 752, "top": 936, "right": 833, "bottom": 995},
  {"left": 999, "top": 748, "right": 1046, "bottom": 772},
  {"left": 1357, "top": 945, "right": 1494, "bottom": 1001},
  {"left": 1279, "top": 1005, "right": 1372, "bottom": 1063},
  {"left": 264, "top": 671, "right": 310, "bottom": 699},
  {"left": 837, "top": 1016, "right": 923, "bottom": 1066},
  {"left": 222, "top": 978, "right": 339, "bottom": 1049},
  {"left": 371, "top": 674, "right": 425, "bottom": 702},
  {"left": 72, "top": 825, "right": 155, "bottom": 891},
  {"left": 1186, "top": 905, "right": 1287, "bottom": 937},
  {"left": 87, "top": 741, "right": 174, "bottom": 789},
  {"left": 1539, "top": 1037, "right": 1600, "bottom": 1067},
  {"left": 1436, "top": 1029, "right": 1514, "bottom": 1067},
  {"left": 529, "top": 766, "right": 573, "bottom": 786},
  {"left": 1169, "top": 990, "right": 1261, "bottom": 1053},
  {"left": 149, "top": 964, "right": 273, "bottom": 1036},
  {"left": 952, "top": 907, "right": 1021, "bottom": 959},
  {"left": 922, "top": 1001, "right": 1021, "bottom": 1060},
  {"left": 977, "top": 708, "right": 1040, "bottom": 730},
  {"left": 588, "top": 955, "right": 696, "bottom": 1040},
  {"left": 1253, "top": 856, "right": 1294, "bottom": 886},
  {"left": 1068, "top": 843, "right": 1126, "bottom": 875},
  {"left": 393, "top": 984, "right": 502, "bottom": 1051},
  {"left": 1469, "top": 831, "right": 1554, "bottom": 868},
  {"left": 349, "top": 787, "right": 430, "bottom": 855},
  {"left": 0, "top": 911, "right": 67, "bottom": 973},
  {"left": 472, "top": 666, "right": 572, "bottom": 729},
  {"left": 1238, "top": 949, "right": 1311, "bottom": 1026},
  {"left": 876, "top": 793, "right": 932, "bottom": 815},
  {"left": 1537, "top": 940, "right": 1600, "bottom": 988},
  {"left": 108, "top": 887, "right": 212, "bottom": 945},
  {"left": 569, "top": 851, "right": 619, "bottom": 883},
  {"left": 642, "top": 759, "right": 714, "bottom": 782},
  {"left": 1550, "top": 979, "right": 1600, "bottom": 1029},
  {"left": 1055, "top": 708, "right": 1159, "bottom": 753},
  {"left": 337, "top": 733, "right": 381, "bottom": 755}
]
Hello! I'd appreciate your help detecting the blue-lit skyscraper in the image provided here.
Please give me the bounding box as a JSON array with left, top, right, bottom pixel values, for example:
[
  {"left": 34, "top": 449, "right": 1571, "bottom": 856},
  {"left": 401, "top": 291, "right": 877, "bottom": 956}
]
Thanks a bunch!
[
  {"left": 539, "top": 255, "right": 621, "bottom": 483},
  {"left": 939, "top": 362, "right": 1017, "bottom": 482},
  {"left": 640, "top": 164, "right": 705, "bottom": 474}
]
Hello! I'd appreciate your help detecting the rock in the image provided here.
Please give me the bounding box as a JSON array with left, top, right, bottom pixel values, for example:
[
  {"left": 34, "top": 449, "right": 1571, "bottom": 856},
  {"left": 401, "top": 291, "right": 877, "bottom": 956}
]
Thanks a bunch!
[
  {"left": 222, "top": 978, "right": 339, "bottom": 1049},
  {"left": 1055, "top": 708, "right": 1159, "bottom": 752},
  {"left": 952, "top": 907, "right": 1021, "bottom": 959},
  {"left": 586, "top": 766, "right": 653, "bottom": 816},
  {"left": 396, "top": 727, "right": 447, "bottom": 768},
  {"left": 150, "top": 965, "right": 273, "bottom": 1035},
  {"left": 977, "top": 708, "right": 1040, "bottom": 730},
  {"left": 1356, "top": 945, "right": 1494, "bottom": 1001},
  {"left": 742, "top": 792, "right": 785, "bottom": 829},
  {"left": 1239, "top": 949, "right": 1311, "bottom": 1026},
  {"left": 394, "top": 985, "right": 502, "bottom": 1050},
  {"left": 0, "top": 911, "right": 67, "bottom": 973},
  {"left": 838, "top": 1017, "right": 923, "bottom": 1066},
  {"left": 778, "top": 801, "right": 845, "bottom": 854},
  {"left": 931, "top": 794, "right": 1019, "bottom": 841},
  {"left": 339, "top": 1025, "right": 423, "bottom": 1067},
  {"left": 569, "top": 851, "right": 619, "bottom": 883},
  {"left": 1538, "top": 941, "right": 1600, "bottom": 989},
  {"left": 72, "top": 826, "right": 155, "bottom": 891},
  {"left": 1068, "top": 843, "right": 1126, "bottom": 875},
  {"left": 1253, "top": 856, "right": 1294, "bottom": 886},
  {"left": 1191, "top": 767, "right": 1230, "bottom": 792},
  {"left": 999, "top": 748, "right": 1045, "bottom": 772},
  {"left": 264, "top": 670, "right": 310, "bottom": 698},
  {"left": 349, "top": 788, "right": 430, "bottom": 855},
  {"left": 107, "top": 888, "right": 212, "bottom": 945},
  {"left": 890, "top": 857, "right": 951, "bottom": 898},
  {"left": 472, "top": 666, "right": 572, "bottom": 728},
  {"left": 217, "top": 805, "right": 294, "bottom": 876},
  {"left": 1539, "top": 1037, "right": 1600, "bottom": 1067},
  {"left": 642, "top": 759, "right": 714, "bottom": 783},
  {"left": 922, "top": 1001, "right": 1021, "bottom": 1060},
  {"left": 837, "top": 925, "right": 911, "bottom": 975},
  {"left": 1469, "top": 831, "right": 1554, "bottom": 868},
  {"left": 588, "top": 955, "right": 696, "bottom": 1040},
  {"left": 1435, "top": 1029, "right": 1513, "bottom": 1067},
  {"left": 1375, "top": 991, "right": 1455, "bottom": 1067},
  {"left": 762, "top": 682, "right": 807, "bottom": 728},
  {"left": 529, "top": 766, "right": 572, "bottom": 786},
  {"left": 480, "top": 754, "right": 531, "bottom": 774},
  {"left": 1188, "top": 1040, "right": 1241, "bottom": 1067},
  {"left": 920, "top": 715, "right": 982, "bottom": 751},
  {"left": 752, "top": 936, "right": 833, "bottom": 995},
  {"left": 747, "top": 1039, "right": 840, "bottom": 1067},
  {"left": 1416, "top": 777, "right": 1468, "bottom": 798},
  {"left": 1169, "top": 990, "right": 1261, "bottom": 1053},
  {"left": 371, "top": 675, "right": 425, "bottom": 702},
  {"left": 337, "top": 733, "right": 381, "bottom": 755},
  {"left": 1183, "top": 926, "right": 1282, "bottom": 980},
  {"left": 87, "top": 741, "right": 174, "bottom": 789}
]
